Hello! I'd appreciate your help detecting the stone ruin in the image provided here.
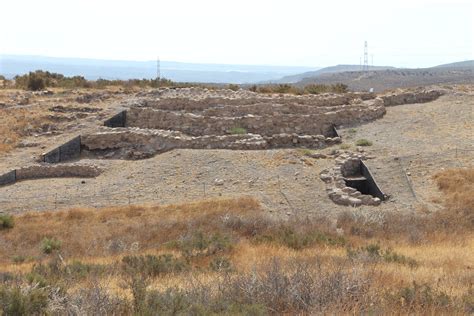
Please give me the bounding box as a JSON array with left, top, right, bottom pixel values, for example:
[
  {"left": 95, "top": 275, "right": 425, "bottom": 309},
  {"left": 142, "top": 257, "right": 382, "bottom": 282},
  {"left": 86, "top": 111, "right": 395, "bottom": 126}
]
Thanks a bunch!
[
  {"left": 80, "top": 88, "right": 386, "bottom": 158},
  {"left": 320, "top": 153, "right": 385, "bottom": 207},
  {"left": 0, "top": 87, "right": 444, "bottom": 208}
]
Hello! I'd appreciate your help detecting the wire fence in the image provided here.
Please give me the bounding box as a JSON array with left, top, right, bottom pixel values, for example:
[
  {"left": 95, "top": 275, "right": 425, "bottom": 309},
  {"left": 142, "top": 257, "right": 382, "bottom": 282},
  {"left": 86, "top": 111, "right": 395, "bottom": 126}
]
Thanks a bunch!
[
  {"left": 0, "top": 174, "right": 291, "bottom": 213},
  {"left": 1, "top": 147, "right": 473, "bottom": 213}
]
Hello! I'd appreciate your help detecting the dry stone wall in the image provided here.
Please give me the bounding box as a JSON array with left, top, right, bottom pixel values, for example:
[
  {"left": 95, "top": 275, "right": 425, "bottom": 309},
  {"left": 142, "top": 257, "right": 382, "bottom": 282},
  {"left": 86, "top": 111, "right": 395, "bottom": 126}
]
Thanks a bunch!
[
  {"left": 126, "top": 98, "right": 385, "bottom": 137},
  {"left": 0, "top": 164, "right": 102, "bottom": 187},
  {"left": 381, "top": 89, "right": 443, "bottom": 106},
  {"left": 81, "top": 127, "right": 341, "bottom": 155},
  {"left": 143, "top": 91, "right": 376, "bottom": 112}
]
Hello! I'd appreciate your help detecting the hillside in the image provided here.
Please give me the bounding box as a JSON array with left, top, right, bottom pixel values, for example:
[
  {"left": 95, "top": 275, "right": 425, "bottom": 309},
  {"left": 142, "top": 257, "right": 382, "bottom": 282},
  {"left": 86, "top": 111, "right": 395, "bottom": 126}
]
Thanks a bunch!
[
  {"left": 0, "top": 55, "right": 316, "bottom": 84},
  {"left": 296, "top": 66, "right": 473, "bottom": 92},
  {"left": 274, "top": 64, "right": 395, "bottom": 83},
  {"left": 433, "top": 60, "right": 474, "bottom": 68}
]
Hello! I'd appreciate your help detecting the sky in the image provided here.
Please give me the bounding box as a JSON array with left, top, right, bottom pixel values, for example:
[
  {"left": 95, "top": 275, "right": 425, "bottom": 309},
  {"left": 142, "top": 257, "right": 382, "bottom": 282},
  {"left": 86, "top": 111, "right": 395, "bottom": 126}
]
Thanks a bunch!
[{"left": 1, "top": 0, "right": 473, "bottom": 68}]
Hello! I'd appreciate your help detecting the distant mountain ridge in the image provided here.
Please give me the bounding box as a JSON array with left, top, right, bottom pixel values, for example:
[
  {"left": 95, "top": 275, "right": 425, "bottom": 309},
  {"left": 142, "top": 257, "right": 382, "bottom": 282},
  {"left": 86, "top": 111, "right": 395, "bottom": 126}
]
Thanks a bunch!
[
  {"left": 294, "top": 61, "right": 474, "bottom": 92},
  {"left": 0, "top": 55, "right": 318, "bottom": 84},
  {"left": 272, "top": 64, "right": 396, "bottom": 83}
]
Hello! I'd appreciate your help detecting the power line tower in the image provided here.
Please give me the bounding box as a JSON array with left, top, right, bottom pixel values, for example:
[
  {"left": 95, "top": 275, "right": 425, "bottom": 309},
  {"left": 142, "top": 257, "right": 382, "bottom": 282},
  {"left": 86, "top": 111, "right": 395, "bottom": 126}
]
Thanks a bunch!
[
  {"left": 156, "top": 56, "right": 161, "bottom": 82},
  {"left": 363, "top": 41, "right": 369, "bottom": 72}
]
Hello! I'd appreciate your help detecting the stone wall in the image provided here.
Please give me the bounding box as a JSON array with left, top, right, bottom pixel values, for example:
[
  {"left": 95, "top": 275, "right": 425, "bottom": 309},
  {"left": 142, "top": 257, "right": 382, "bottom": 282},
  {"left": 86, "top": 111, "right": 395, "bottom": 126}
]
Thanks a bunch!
[
  {"left": 42, "top": 136, "right": 81, "bottom": 163},
  {"left": 81, "top": 127, "right": 341, "bottom": 155},
  {"left": 0, "top": 164, "right": 102, "bottom": 187},
  {"left": 15, "top": 164, "right": 101, "bottom": 180},
  {"left": 381, "top": 89, "right": 443, "bottom": 106},
  {"left": 126, "top": 98, "right": 385, "bottom": 137},
  {"left": 0, "top": 170, "right": 16, "bottom": 186},
  {"left": 104, "top": 111, "right": 126, "bottom": 127},
  {"left": 144, "top": 91, "right": 376, "bottom": 112}
]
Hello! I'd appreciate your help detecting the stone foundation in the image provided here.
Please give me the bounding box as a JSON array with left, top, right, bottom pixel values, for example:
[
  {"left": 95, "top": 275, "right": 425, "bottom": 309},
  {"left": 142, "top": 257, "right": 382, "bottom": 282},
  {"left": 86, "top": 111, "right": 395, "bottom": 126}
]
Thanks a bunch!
[{"left": 320, "top": 154, "right": 382, "bottom": 207}]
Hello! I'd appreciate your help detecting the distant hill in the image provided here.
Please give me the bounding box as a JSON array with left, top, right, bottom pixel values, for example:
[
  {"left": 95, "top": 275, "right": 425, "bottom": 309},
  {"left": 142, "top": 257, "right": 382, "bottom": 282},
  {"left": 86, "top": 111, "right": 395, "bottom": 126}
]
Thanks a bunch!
[
  {"left": 0, "top": 55, "right": 317, "bottom": 84},
  {"left": 272, "top": 64, "right": 395, "bottom": 83},
  {"left": 433, "top": 60, "right": 474, "bottom": 68},
  {"left": 271, "top": 60, "right": 473, "bottom": 91},
  {"left": 296, "top": 65, "right": 473, "bottom": 92}
]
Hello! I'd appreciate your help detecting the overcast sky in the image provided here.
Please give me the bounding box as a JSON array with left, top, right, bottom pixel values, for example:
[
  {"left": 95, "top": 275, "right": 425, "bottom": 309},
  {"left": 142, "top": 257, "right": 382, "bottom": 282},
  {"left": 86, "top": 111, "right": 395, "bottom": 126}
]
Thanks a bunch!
[{"left": 1, "top": 0, "right": 472, "bottom": 68}]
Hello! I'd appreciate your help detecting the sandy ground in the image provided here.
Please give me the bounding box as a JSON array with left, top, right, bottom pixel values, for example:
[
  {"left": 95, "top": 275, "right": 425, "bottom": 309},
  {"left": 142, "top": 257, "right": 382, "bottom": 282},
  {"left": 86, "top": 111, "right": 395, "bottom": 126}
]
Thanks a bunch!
[{"left": 0, "top": 88, "right": 472, "bottom": 219}]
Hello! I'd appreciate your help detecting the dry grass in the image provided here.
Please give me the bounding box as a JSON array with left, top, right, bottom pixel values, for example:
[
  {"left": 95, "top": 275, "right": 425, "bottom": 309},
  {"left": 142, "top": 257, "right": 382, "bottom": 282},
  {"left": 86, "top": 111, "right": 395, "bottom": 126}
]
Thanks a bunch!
[
  {"left": 434, "top": 168, "right": 474, "bottom": 212},
  {"left": 0, "top": 107, "right": 52, "bottom": 152},
  {"left": 0, "top": 168, "right": 473, "bottom": 314},
  {"left": 0, "top": 197, "right": 260, "bottom": 264}
]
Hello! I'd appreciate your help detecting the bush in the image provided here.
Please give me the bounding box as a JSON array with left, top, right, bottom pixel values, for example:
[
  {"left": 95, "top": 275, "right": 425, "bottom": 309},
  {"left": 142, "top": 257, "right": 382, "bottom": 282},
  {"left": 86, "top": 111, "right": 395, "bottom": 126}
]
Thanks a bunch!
[
  {"left": 26, "top": 73, "right": 46, "bottom": 91},
  {"left": 209, "top": 256, "right": 233, "bottom": 272},
  {"left": 122, "top": 254, "right": 188, "bottom": 278},
  {"left": 40, "top": 237, "right": 62, "bottom": 254},
  {"left": 387, "top": 282, "right": 451, "bottom": 312},
  {"left": 168, "top": 232, "right": 234, "bottom": 258},
  {"left": 227, "top": 84, "right": 240, "bottom": 91},
  {"left": 0, "top": 285, "right": 49, "bottom": 315},
  {"left": 0, "top": 214, "right": 14, "bottom": 229},
  {"left": 347, "top": 243, "right": 417, "bottom": 267},
  {"left": 304, "top": 84, "right": 329, "bottom": 94},
  {"left": 257, "top": 226, "right": 346, "bottom": 250},
  {"left": 12, "top": 255, "right": 26, "bottom": 264},
  {"left": 356, "top": 139, "right": 373, "bottom": 146},
  {"left": 229, "top": 127, "right": 247, "bottom": 135}
]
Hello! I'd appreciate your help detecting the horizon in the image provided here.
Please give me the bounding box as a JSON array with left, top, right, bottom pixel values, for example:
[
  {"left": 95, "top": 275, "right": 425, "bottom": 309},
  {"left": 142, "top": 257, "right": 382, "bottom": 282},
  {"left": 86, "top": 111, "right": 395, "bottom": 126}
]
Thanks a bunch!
[
  {"left": 2, "top": 53, "right": 472, "bottom": 70},
  {"left": 1, "top": 0, "right": 472, "bottom": 69}
]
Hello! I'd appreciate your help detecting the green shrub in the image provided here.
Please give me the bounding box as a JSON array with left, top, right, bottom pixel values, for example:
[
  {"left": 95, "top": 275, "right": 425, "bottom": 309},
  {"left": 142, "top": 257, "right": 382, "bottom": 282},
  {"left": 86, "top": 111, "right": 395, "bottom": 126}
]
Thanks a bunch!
[
  {"left": 382, "top": 248, "right": 418, "bottom": 267},
  {"left": 229, "top": 127, "right": 247, "bottom": 135},
  {"left": 27, "top": 73, "right": 46, "bottom": 91},
  {"left": 168, "top": 232, "right": 234, "bottom": 258},
  {"left": 66, "top": 260, "right": 106, "bottom": 279},
  {"left": 0, "top": 214, "right": 14, "bottom": 229},
  {"left": 257, "top": 226, "right": 346, "bottom": 250},
  {"left": 122, "top": 254, "right": 188, "bottom": 278},
  {"left": 331, "top": 83, "right": 349, "bottom": 93},
  {"left": 12, "top": 255, "right": 26, "bottom": 264},
  {"left": 355, "top": 139, "right": 373, "bottom": 146},
  {"left": 299, "top": 148, "right": 314, "bottom": 156},
  {"left": 209, "top": 256, "right": 233, "bottom": 272},
  {"left": 25, "top": 272, "right": 49, "bottom": 288},
  {"left": 304, "top": 84, "right": 328, "bottom": 95},
  {"left": 227, "top": 84, "right": 240, "bottom": 91},
  {"left": 339, "top": 143, "right": 351, "bottom": 150},
  {"left": 388, "top": 282, "right": 451, "bottom": 312},
  {"left": 347, "top": 243, "right": 417, "bottom": 267},
  {"left": 0, "top": 286, "right": 49, "bottom": 315},
  {"left": 40, "top": 237, "right": 62, "bottom": 254}
]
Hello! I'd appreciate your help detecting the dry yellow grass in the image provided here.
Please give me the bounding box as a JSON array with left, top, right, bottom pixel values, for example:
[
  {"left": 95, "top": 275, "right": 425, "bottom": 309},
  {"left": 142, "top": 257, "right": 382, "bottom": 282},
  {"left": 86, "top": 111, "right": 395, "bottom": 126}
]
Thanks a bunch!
[
  {"left": 0, "top": 197, "right": 260, "bottom": 264},
  {"left": 0, "top": 107, "right": 52, "bottom": 152},
  {"left": 0, "top": 169, "right": 472, "bottom": 314}
]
